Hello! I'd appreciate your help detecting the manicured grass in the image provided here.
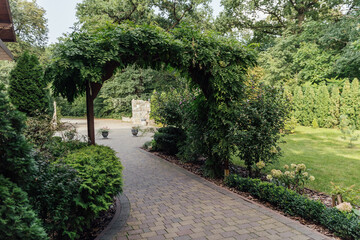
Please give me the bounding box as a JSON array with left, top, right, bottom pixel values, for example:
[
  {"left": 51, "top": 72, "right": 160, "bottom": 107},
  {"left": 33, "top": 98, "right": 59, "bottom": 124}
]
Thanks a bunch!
[{"left": 232, "top": 126, "right": 360, "bottom": 194}]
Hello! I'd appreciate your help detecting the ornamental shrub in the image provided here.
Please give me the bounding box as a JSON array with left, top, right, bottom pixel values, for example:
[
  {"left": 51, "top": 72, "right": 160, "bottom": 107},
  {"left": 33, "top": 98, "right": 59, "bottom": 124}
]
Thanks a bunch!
[
  {"left": 0, "top": 175, "right": 48, "bottom": 240},
  {"left": 8, "top": 51, "right": 48, "bottom": 116},
  {"left": 29, "top": 157, "right": 81, "bottom": 240},
  {"left": 153, "top": 127, "right": 185, "bottom": 155},
  {"left": 225, "top": 174, "right": 360, "bottom": 240},
  {"left": 58, "top": 145, "right": 123, "bottom": 237},
  {"left": 0, "top": 84, "right": 36, "bottom": 189},
  {"left": 231, "top": 85, "right": 289, "bottom": 175}
]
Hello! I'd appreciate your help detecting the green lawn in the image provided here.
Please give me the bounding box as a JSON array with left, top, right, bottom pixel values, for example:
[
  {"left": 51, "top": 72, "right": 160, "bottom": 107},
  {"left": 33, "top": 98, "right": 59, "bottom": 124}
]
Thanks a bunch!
[{"left": 232, "top": 126, "right": 360, "bottom": 194}]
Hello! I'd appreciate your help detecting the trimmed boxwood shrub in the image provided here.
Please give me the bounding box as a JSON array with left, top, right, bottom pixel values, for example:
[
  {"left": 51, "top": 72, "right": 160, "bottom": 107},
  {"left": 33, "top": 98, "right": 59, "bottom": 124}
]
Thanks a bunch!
[
  {"left": 0, "top": 175, "right": 48, "bottom": 240},
  {"left": 153, "top": 126, "right": 185, "bottom": 155},
  {"left": 57, "top": 145, "right": 123, "bottom": 239},
  {"left": 225, "top": 174, "right": 360, "bottom": 240}
]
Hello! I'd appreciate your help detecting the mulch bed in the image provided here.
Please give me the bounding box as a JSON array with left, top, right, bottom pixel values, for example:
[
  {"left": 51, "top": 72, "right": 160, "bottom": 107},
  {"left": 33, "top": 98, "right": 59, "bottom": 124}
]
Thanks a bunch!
[
  {"left": 79, "top": 198, "right": 117, "bottom": 240},
  {"left": 150, "top": 150, "right": 341, "bottom": 240}
]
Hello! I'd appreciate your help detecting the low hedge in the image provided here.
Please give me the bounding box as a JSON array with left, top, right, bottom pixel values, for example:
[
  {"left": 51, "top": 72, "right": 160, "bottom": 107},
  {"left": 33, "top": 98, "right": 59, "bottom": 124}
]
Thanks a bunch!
[
  {"left": 0, "top": 175, "right": 48, "bottom": 240},
  {"left": 225, "top": 174, "right": 360, "bottom": 240},
  {"left": 56, "top": 145, "right": 123, "bottom": 239}
]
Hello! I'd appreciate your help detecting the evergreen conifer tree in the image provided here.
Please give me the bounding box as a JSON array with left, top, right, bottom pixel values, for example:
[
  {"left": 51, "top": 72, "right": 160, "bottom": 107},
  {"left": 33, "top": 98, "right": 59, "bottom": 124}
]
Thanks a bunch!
[
  {"left": 292, "top": 86, "right": 304, "bottom": 124},
  {"left": 340, "top": 79, "right": 354, "bottom": 125},
  {"left": 315, "top": 85, "right": 330, "bottom": 128},
  {"left": 351, "top": 78, "right": 360, "bottom": 128},
  {"left": 302, "top": 85, "right": 316, "bottom": 126},
  {"left": 0, "top": 84, "right": 35, "bottom": 189},
  {"left": 329, "top": 86, "right": 340, "bottom": 127},
  {"left": 9, "top": 52, "right": 48, "bottom": 116}
]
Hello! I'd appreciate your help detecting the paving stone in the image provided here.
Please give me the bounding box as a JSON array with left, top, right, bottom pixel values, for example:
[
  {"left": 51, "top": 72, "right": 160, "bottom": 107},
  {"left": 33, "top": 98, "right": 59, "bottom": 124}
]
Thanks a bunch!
[{"left": 94, "top": 127, "right": 332, "bottom": 240}]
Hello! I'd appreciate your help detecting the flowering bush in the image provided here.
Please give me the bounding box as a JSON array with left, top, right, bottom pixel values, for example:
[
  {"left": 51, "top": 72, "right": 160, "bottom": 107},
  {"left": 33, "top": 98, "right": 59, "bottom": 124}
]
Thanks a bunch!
[
  {"left": 266, "top": 163, "right": 315, "bottom": 193},
  {"left": 225, "top": 174, "right": 360, "bottom": 240},
  {"left": 336, "top": 202, "right": 353, "bottom": 212},
  {"left": 99, "top": 126, "right": 110, "bottom": 132}
]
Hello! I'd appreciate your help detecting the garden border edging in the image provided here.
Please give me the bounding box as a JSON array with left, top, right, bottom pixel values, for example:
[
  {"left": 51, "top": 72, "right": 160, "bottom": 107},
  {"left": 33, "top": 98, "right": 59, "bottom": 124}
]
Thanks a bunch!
[{"left": 95, "top": 193, "right": 130, "bottom": 240}]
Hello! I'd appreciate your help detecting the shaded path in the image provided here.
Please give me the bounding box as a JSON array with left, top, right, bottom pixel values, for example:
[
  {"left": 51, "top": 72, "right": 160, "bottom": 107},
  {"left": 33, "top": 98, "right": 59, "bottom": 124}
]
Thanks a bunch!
[{"left": 71, "top": 119, "right": 332, "bottom": 240}]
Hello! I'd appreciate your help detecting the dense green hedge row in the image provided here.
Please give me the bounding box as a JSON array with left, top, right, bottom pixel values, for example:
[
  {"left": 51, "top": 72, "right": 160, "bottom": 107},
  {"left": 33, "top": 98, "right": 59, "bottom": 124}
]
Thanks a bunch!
[
  {"left": 225, "top": 174, "right": 360, "bottom": 240},
  {"left": 290, "top": 78, "right": 360, "bottom": 129}
]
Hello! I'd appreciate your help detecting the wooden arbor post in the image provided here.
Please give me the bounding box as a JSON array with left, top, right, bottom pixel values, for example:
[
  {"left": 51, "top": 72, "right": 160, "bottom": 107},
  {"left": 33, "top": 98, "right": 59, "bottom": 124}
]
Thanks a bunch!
[
  {"left": 86, "top": 81, "right": 102, "bottom": 145},
  {"left": 86, "top": 62, "right": 120, "bottom": 145}
]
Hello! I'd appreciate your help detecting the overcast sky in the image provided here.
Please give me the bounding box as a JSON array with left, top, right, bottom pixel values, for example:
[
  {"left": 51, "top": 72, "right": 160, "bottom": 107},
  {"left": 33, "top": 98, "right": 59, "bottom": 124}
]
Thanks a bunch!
[{"left": 36, "top": 0, "right": 223, "bottom": 45}]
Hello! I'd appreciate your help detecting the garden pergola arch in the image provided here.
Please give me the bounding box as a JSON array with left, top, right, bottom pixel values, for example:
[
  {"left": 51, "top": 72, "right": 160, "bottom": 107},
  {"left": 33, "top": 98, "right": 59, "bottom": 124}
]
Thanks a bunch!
[{"left": 46, "top": 24, "right": 255, "bottom": 176}]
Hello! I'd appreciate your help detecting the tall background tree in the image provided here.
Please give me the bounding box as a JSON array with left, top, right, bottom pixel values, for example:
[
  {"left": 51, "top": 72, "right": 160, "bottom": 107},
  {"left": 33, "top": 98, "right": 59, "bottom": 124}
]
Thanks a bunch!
[{"left": 9, "top": 52, "right": 48, "bottom": 116}]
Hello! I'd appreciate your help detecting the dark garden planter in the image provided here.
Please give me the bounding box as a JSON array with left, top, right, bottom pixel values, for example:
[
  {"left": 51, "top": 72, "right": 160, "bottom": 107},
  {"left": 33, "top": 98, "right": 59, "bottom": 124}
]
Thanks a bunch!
[
  {"left": 131, "top": 129, "right": 138, "bottom": 136},
  {"left": 102, "top": 131, "right": 109, "bottom": 138}
]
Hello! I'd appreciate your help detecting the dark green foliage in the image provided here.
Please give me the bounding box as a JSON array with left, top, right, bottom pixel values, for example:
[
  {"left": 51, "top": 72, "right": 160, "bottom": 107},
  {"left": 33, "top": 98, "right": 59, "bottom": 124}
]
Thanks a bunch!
[
  {"left": 29, "top": 158, "right": 81, "bottom": 240},
  {"left": 8, "top": 52, "right": 48, "bottom": 116},
  {"left": 153, "top": 127, "right": 185, "bottom": 155},
  {"left": 0, "top": 84, "right": 36, "bottom": 189},
  {"left": 58, "top": 145, "right": 123, "bottom": 238},
  {"left": 56, "top": 96, "right": 87, "bottom": 117},
  {"left": 225, "top": 174, "right": 360, "bottom": 240},
  {"left": 0, "top": 175, "right": 48, "bottom": 240},
  {"left": 231, "top": 85, "right": 289, "bottom": 174}
]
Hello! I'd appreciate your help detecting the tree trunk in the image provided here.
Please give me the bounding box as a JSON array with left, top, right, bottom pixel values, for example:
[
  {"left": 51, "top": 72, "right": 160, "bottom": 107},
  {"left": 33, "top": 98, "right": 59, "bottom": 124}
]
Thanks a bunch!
[
  {"left": 86, "top": 81, "right": 103, "bottom": 145},
  {"left": 86, "top": 81, "right": 96, "bottom": 145}
]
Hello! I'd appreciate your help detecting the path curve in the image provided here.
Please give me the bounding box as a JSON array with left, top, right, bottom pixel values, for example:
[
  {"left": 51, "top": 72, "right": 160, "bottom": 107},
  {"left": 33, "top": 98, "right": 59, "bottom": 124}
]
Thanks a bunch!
[{"left": 70, "top": 119, "right": 333, "bottom": 240}]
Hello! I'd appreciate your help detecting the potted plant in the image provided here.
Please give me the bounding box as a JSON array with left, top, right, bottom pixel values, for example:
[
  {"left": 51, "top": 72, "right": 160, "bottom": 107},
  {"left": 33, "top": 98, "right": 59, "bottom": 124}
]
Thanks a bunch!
[
  {"left": 131, "top": 126, "right": 140, "bottom": 136},
  {"left": 98, "top": 126, "right": 110, "bottom": 138}
]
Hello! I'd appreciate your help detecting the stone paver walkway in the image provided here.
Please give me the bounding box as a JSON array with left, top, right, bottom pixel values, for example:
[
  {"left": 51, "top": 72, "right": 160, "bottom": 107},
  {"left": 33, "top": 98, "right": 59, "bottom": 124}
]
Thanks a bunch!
[{"left": 73, "top": 120, "right": 332, "bottom": 240}]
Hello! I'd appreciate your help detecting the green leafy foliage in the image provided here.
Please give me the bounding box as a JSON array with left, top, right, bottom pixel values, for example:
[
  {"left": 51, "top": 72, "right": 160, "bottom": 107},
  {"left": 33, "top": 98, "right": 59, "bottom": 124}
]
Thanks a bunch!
[
  {"left": 231, "top": 85, "right": 290, "bottom": 174},
  {"left": 46, "top": 23, "right": 255, "bottom": 176},
  {"left": 0, "top": 175, "right": 48, "bottom": 240},
  {"left": 225, "top": 174, "right": 360, "bottom": 240},
  {"left": 9, "top": 52, "right": 48, "bottom": 116},
  {"left": 58, "top": 145, "right": 123, "bottom": 237}
]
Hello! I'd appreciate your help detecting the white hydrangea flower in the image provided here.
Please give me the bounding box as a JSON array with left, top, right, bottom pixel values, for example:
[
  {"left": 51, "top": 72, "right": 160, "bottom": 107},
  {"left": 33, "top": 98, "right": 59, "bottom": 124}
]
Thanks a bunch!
[
  {"left": 284, "top": 164, "right": 289, "bottom": 170},
  {"left": 302, "top": 172, "right": 309, "bottom": 177},
  {"left": 309, "top": 176, "right": 315, "bottom": 181},
  {"left": 296, "top": 164, "right": 306, "bottom": 172},
  {"left": 266, "top": 175, "right": 273, "bottom": 180},
  {"left": 291, "top": 164, "right": 297, "bottom": 169},
  {"left": 271, "top": 169, "right": 283, "bottom": 178},
  {"left": 256, "top": 161, "right": 265, "bottom": 169},
  {"left": 336, "top": 202, "right": 353, "bottom": 212}
]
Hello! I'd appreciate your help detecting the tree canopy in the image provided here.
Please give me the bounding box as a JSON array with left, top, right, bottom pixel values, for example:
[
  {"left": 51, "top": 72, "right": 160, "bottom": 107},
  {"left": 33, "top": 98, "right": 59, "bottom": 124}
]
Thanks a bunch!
[{"left": 46, "top": 23, "right": 255, "bottom": 103}]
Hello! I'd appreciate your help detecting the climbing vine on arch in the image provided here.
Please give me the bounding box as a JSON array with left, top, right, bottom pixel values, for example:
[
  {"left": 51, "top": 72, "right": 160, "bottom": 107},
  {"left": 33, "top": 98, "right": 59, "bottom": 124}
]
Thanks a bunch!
[{"left": 46, "top": 23, "right": 257, "bottom": 176}]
